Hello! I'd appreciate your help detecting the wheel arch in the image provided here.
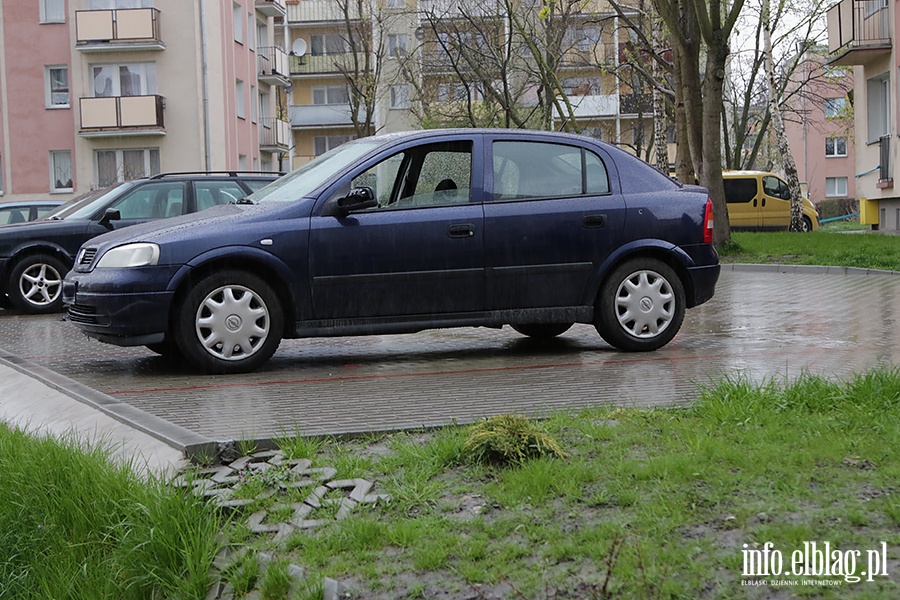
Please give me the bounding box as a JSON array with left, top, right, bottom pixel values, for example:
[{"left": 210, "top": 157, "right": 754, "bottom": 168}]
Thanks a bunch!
[
  {"left": 167, "top": 249, "right": 298, "bottom": 339},
  {"left": 3, "top": 243, "right": 73, "bottom": 281},
  {"left": 588, "top": 241, "right": 697, "bottom": 308}
]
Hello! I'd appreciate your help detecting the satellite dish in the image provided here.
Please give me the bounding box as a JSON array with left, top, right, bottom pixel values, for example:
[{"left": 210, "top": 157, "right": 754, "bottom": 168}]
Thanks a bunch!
[{"left": 292, "top": 38, "right": 307, "bottom": 56}]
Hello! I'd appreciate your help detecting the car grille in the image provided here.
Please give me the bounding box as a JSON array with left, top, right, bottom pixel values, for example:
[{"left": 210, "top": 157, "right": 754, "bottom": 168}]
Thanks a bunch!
[
  {"left": 67, "top": 303, "right": 98, "bottom": 325},
  {"left": 77, "top": 248, "right": 98, "bottom": 269}
]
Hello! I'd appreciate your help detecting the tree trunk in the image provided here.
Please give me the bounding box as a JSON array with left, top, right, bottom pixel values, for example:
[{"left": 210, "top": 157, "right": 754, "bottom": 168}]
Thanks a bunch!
[{"left": 652, "top": 14, "right": 669, "bottom": 174}]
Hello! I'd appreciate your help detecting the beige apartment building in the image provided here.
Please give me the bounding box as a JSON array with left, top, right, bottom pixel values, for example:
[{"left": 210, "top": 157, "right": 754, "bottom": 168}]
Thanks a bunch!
[{"left": 0, "top": 0, "right": 290, "bottom": 202}]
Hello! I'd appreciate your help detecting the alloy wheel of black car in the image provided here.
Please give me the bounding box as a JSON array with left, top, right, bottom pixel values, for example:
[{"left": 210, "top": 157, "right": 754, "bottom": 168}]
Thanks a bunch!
[
  {"left": 510, "top": 323, "right": 573, "bottom": 340},
  {"left": 595, "top": 257, "right": 685, "bottom": 352},
  {"left": 10, "top": 254, "right": 67, "bottom": 314},
  {"left": 174, "top": 271, "right": 284, "bottom": 374}
]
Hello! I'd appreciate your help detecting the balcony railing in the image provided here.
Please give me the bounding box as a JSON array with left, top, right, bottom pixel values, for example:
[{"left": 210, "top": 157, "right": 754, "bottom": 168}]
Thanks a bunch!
[
  {"left": 827, "top": 0, "right": 891, "bottom": 65},
  {"left": 879, "top": 134, "right": 893, "bottom": 186},
  {"left": 258, "top": 46, "right": 290, "bottom": 84},
  {"left": 290, "top": 54, "right": 351, "bottom": 75},
  {"left": 419, "top": 0, "right": 503, "bottom": 18},
  {"left": 259, "top": 117, "right": 292, "bottom": 150},
  {"left": 555, "top": 94, "right": 618, "bottom": 119},
  {"left": 79, "top": 95, "right": 165, "bottom": 135},
  {"left": 256, "top": 0, "right": 287, "bottom": 18},
  {"left": 619, "top": 93, "right": 653, "bottom": 114},
  {"left": 75, "top": 8, "right": 163, "bottom": 51},
  {"left": 290, "top": 103, "right": 358, "bottom": 128},
  {"left": 287, "top": 0, "right": 361, "bottom": 23}
]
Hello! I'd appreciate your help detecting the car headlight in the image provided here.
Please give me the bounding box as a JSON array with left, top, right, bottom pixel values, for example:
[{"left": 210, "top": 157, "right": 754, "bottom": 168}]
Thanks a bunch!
[{"left": 95, "top": 243, "right": 160, "bottom": 268}]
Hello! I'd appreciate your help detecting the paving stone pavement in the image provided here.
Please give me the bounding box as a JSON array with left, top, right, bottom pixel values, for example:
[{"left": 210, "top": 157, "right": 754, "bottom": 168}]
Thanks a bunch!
[{"left": 2, "top": 266, "right": 899, "bottom": 452}]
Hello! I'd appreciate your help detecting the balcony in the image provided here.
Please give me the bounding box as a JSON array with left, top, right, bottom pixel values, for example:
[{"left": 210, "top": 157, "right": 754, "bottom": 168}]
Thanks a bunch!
[
  {"left": 619, "top": 93, "right": 653, "bottom": 115},
  {"left": 555, "top": 94, "right": 618, "bottom": 119},
  {"left": 259, "top": 117, "right": 292, "bottom": 151},
  {"left": 419, "top": 0, "right": 503, "bottom": 18},
  {"left": 290, "top": 54, "right": 349, "bottom": 76},
  {"left": 290, "top": 103, "right": 357, "bottom": 128},
  {"left": 75, "top": 8, "right": 163, "bottom": 51},
  {"left": 79, "top": 95, "right": 165, "bottom": 137},
  {"left": 827, "top": 0, "right": 891, "bottom": 66},
  {"left": 256, "top": 0, "right": 287, "bottom": 18},
  {"left": 287, "top": 0, "right": 361, "bottom": 24},
  {"left": 258, "top": 46, "right": 290, "bottom": 85}
]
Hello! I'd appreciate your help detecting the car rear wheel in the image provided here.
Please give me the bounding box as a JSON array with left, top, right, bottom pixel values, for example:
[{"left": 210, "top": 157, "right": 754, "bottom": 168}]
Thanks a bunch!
[
  {"left": 595, "top": 257, "right": 685, "bottom": 352},
  {"left": 9, "top": 254, "right": 66, "bottom": 314},
  {"left": 174, "top": 271, "right": 283, "bottom": 374},
  {"left": 510, "top": 323, "right": 573, "bottom": 339}
]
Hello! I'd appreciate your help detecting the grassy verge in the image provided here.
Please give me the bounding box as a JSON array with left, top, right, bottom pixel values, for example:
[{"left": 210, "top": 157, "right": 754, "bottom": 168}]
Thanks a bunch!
[
  {"left": 0, "top": 424, "right": 224, "bottom": 599},
  {"left": 214, "top": 370, "right": 899, "bottom": 598},
  {"left": 718, "top": 229, "right": 900, "bottom": 271}
]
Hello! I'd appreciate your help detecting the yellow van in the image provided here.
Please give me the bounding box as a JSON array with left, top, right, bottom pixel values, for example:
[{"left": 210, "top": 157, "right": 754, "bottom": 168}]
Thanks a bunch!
[{"left": 723, "top": 171, "right": 819, "bottom": 231}]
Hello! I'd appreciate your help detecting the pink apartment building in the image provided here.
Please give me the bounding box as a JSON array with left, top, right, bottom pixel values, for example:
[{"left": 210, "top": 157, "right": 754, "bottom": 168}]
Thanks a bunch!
[
  {"left": 0, "top": 0, "right": 290, "bottom": 203},
  {"left": 783, "top": 51, "right": 856, "bottom": 209}
]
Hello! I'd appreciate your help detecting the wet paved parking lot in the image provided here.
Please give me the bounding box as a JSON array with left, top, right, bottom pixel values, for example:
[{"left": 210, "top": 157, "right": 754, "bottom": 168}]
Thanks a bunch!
[{"left": 1, "top": 266, "right": 898, "bottom": 445}]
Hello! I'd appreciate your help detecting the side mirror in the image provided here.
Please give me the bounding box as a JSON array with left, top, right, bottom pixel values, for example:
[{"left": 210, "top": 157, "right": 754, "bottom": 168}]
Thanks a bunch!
[
  {"left": 323, "top": 186, "right": 377, "bottom": 218},
  {"left": 99, "top": 208, "right": 121, "bottom": 227}
]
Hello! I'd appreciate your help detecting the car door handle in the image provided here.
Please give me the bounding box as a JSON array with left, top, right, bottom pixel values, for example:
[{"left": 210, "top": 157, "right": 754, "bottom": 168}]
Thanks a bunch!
[
  {"left": 583, "top": 214, "right": 606, "bottom": 228},
  {"left": 448, "top": 223, "right": 475, "bottom": 238}
]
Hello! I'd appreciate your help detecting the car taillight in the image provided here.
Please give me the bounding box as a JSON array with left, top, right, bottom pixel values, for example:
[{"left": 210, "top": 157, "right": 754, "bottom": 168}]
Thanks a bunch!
[{"left": 703, "top": 198, "right": 714, "bottom": 244}]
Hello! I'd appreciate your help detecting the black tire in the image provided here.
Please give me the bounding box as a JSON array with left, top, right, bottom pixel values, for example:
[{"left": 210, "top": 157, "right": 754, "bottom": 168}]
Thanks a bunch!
[
  {"left": 0, "top": 294, "right": 11, "bottom": 310},
  {"left": 510, "top": 323, "right": 573, "bottom": 339},
  {"left": 8, "top": 254, "right": 67, "bottom": 314},
  {"left": 145, "top": 340, "right": 180, "bottom": 357},
  {"left": 173, "top": 271, "right": 283, "bottom": 374},
  {"left": 801, "top": 216, "right": 813, "bottom": 232},
  {"left": 594, "top": 257, "right": 685, "bottom": 352}
]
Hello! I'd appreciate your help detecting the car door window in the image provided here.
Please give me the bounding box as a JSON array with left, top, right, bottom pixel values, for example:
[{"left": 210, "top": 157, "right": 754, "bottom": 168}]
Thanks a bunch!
[
  {"left": 492, "top": 141, "right": 608, "bottom": 200},
  {"left": 0, "top": 208, "right": 27, "bottom": 224},
  {"left": 111, "top": 182, "right": 184, "bottom": 219},
  {"left": 350, "top": 141, "right": 473, "bottom": 209},
  {"left": 763, "top": 176, "right": 791, "bottom": 200},
  {"left": 193, "top": 181, "right": 247, "bottom": 211},
  {"left": 723, "top": 178, "right": 757, "bottom": 203}
]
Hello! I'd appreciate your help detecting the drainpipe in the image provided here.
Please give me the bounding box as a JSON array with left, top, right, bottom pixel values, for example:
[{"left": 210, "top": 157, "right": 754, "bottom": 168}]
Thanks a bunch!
[{"left": 199, "top": 0, "right": 212, "bottom": 171}]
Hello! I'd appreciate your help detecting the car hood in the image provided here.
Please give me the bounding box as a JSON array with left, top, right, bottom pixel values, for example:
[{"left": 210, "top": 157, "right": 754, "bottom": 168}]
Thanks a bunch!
[{"left": 83, "top": 201, "right": 310, "bottom": 252}]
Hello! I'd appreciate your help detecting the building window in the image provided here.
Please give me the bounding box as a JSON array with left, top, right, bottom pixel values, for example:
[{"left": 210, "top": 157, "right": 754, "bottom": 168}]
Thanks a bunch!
[
  {"left": 257, "top": 21, "right": 266, "bottom": 48},
  {"left": 826, "top": 176, "right": 848, "bottom": 197},
  {"left": 387, "top": 0, "right": 406, "bottom": 7},
  {"left": 40, "top": 0, "right": 65, "bottom": 23},
  {"left": 312, "top": 85, "right": 349, "bottom": 105},
  {"left": 233, "top": 3, "right": 243, "bottom": 44},
  {"left": 236, "top": 79, "right": 245, "bottom": 119},
  {"left": 867, "top": 74, "right": 890, "bottom": 142},
  {"left": 388, "top": 34, "right": 408, "bottom": 58},
  {"left": 314, "top": 135, "right": 352, "bottom": 156},
  {"left": 50, "top": 151, "right": 73, "bottom": 192},
  {"left": 824, "top": 97, "right": 846, "bottom": 119},
  {"left": 96, "top": 148, "right": 160, "bottom": 187},
  {"left": 247, "top": 13, "right": 255, "bottom": 50},
  {"left": 239, "top": 155, "right": 248, "bottom": 171},
  {"left": 46, "top": 66, "right": 69, "bottom": 108},
  {"left": 310, "top": 34, "right": 347, "bottom": 56},
  {"left": 89, "top": 1, "right": 155, "bottom": 7},
  {"left": 91, "top": 63, "right": 156, "bottom": 97},
  {"left": 390, "top": 85, "right": 409, "bottom": 109},
  {"left": 825, "top": 137, "right": 847, "bottom": 157}
]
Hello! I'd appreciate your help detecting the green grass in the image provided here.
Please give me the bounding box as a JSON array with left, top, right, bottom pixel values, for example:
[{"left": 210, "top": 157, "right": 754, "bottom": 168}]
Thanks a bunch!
[
  {"left": 0, "top": 424, "right": 225, "bottom": 599},
  {"left": 718, "top": 229, "right": 900, "bottom": 270}
]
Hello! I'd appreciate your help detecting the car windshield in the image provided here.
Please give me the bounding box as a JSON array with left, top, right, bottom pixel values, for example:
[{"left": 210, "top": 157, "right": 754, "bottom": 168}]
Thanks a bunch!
[
  {"left": 45, "top": 182, "right": 130, "bottom": 221},
  {"left": 249, "top": 139, "right": 385, "bottom": 203}
]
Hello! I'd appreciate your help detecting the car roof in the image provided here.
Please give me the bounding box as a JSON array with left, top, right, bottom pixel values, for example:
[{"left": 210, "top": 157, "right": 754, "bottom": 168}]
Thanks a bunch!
[
  {"left": 366, "top": 128, "right": 605, "bottom": 145},
  {"left": 0, "top": 200, "right": 65, "bottom": 207}
]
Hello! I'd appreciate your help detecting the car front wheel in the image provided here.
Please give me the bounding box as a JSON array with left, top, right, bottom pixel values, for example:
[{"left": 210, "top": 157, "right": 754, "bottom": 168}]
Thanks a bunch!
[
  {"left": 595, "top": 257, "right": 685, "bottom": 352},
  {"left": 9, "top": 254, "right": 67, "bottom": 314},
  {"left": 174, "top": 271, "right": 283, "bottom": 374}
]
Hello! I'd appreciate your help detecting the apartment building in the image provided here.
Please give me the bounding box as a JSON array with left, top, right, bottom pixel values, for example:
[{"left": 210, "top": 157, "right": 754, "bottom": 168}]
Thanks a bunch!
[
  {"left": 783, "top": 50, "right": 856, "bottom": 207},
  {"left": 0, "top": 0, "right": 291, "bottom": 202},
  {"left": 827, "top": 0, "right": 897, "bottom": 229},
  {"left": 285, "top": 0, "right": 662, "bottom": 169}
]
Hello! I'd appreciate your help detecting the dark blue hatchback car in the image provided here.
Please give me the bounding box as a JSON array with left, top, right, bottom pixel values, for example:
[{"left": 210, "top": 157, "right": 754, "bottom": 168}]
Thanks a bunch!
[{"left": 65, "top": 129, "right": 719, "bottom": 374}]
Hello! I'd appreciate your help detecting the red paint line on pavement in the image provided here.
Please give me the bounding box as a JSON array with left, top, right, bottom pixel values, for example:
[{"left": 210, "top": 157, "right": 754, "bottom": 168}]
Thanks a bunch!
[{"left": 104, "top": 348, "right": 826, "bottom": 396}]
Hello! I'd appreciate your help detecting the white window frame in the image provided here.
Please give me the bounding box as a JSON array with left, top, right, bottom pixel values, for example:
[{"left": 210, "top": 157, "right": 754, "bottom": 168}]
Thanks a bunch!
[
  {"left": 825, "top": 137, "right": 847, "bottom": 158},
  {"left": 390, "top": 85, "right": 409, "bottom": 109},
  {"left": 866, "top": 75, "right": 890, "bottom": 142},
  {"left": 824, "top": 97, "right": 846, "bottom": 119},
  {"left": 236, "top": 79, "right": 245, "bottom": 119},
  {"left": 314, "top": 135, "right": 352, "bottom": 156},
  {"left": 94, "top": 148, "right": 160, "bottom": 187},
  {"left": 45, "top": 65, "right": 69, "bottom": 108},
  {"left": 310, "top": 34, "right": 347, "bottom": 56},
  {"left": 90, "top": 1, "right": 154, "bottom": 8},
  {"left": 388, "top": 34, "right": 408, "bottom": 58},
  {"left": 40, "top": 0, "right": 66, "bottom": 24},
  {"left": 49, "top": 150, "right": 73, "bottom": 193},
  {"left": 91, "top": 62, "right": 157, "bottom": 97},
  {"left": 826, "top": 176, "right": 849, "bottom": 197},
  {"left": 251, "top": 84, "right": 258, "bottom": 123},
  {"left": 247, "top": 12, "right": 255, "bottom": 50},
  {"left": 312, "top": 85, "right": 349, "bottom": 105},
  {"left": 233, "top": 3, "right": 243, "bottom": 44}
]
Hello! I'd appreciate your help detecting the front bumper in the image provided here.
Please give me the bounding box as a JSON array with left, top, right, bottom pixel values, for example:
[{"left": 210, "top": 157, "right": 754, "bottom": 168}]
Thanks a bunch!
[{"left": 64, "top": 265, "right": 180, "bottom": 346}]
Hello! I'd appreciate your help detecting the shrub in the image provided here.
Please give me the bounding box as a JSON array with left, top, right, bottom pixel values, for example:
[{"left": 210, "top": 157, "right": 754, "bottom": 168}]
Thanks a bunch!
[{"left": 463, "top": 414, "right": 566, "bottom": 466}]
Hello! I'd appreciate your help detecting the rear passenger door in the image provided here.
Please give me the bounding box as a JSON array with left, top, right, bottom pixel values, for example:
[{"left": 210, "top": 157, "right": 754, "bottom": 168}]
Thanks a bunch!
[
  {"left": 482, "top": 137, "right": 626, "bottom": 310},
  {"left": 761, "top": 175, "right": 792, "bottom": 228}
]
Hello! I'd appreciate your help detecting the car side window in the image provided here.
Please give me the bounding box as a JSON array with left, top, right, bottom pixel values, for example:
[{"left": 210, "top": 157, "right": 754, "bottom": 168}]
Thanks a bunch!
[
  {"left": 492, "top": 141, "right": 608, "bottom": 200},
  {"left": 763, "top": 176, "right": 791, "bottom": 200},
  {"left": 0, "top": 208, "right": 27, "bottom": 225},
  {"left": 350, "top": 141, "right": 473, "bottom": 209},
  {"left": 723, "top": 178, "right": 757, "bottom": 203},
  {"left": 111, "top": 182, "right": 184, "bottom": 219},
  {"left": 36, "top": 206, "right": 57, "bottom": 219},
  {"left": 194, "top": 181, "right": 247, "bottom": 211}
]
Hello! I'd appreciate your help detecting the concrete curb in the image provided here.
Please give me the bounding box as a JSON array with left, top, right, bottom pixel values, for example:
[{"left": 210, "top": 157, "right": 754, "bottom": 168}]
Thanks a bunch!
[{"left": 722, "top": 263, "right": 900, "bottom": 276}]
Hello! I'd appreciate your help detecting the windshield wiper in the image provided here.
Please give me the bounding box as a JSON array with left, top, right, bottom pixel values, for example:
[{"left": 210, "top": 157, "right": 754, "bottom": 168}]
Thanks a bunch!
[{"left": 235, "top": 197, "right": 256, "bottom": 205}]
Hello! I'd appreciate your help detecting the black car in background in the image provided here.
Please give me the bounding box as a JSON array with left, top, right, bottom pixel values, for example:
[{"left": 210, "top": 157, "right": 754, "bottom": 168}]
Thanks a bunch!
[{"left": 0, "top": 172, "right": 279, "bottom": 313}]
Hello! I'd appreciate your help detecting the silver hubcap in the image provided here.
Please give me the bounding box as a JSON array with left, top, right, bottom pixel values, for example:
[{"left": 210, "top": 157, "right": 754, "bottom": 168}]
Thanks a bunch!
[
  {"left": 614, "top": 269, "right": 675, "bottom": 339},
  {"left": 19, "top": 263, "right": 62, "bottom": 307},
  {"left": 195, "top": 284, "right": 270, "bottom": 361}
]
